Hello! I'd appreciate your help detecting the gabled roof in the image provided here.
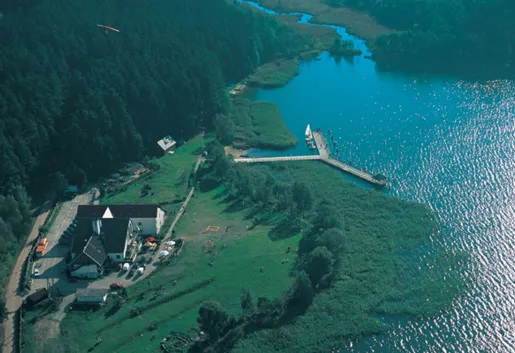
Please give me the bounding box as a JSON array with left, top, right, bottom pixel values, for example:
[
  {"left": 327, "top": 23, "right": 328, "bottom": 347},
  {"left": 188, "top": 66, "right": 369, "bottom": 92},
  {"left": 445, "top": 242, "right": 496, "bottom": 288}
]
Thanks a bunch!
[
  {"left": 101, "top": 218, "right": 131, "bottom": 253},
  {"left": 77, "top": 205, "right": 163, "bottom": 219},
  {"left": 103, "top": 207, "right": 114, "bottom": 218},
  {"left": 71, "top": 220, "right": 94, "bottom": 254},
  {"left": 157, "top": 136, "right": 176, "bottom": 151},
  {"left": 72, "top": 219, "right": 129, "bottom": 261},
  {"left": 76, "top": 288, "right": 107, "bottom": 298},
  {"left": 83, "top": 235, "right": 107, "bottom": 266}
]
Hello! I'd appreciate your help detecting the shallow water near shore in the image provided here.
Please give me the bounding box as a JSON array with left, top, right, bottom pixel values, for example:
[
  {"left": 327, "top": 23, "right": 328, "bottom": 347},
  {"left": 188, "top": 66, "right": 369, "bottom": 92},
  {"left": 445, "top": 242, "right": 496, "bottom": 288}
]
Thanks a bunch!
[{"left": 239, "top": 1, "right": 515, "bottom": 352}]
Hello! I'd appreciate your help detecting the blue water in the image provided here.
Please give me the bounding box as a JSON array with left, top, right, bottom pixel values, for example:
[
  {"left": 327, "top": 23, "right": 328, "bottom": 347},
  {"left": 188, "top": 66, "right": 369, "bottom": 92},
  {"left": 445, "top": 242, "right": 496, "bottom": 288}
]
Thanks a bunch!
[{"left": 239, "top": 1, "right": 515, "bottom": 352}]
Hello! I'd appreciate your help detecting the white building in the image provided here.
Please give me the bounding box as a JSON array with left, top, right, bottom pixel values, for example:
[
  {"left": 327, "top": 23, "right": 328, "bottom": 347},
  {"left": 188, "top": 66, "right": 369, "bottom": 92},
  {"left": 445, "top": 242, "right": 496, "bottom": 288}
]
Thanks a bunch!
[
  {"left": 77, "top": 205, "right": 166, "bottom": 236},
  {"left": 76, "top": 288, "right": 108, "bottom": 304},
  {"left": 157, "top": 135, "right": 176, "bottom": 154}
]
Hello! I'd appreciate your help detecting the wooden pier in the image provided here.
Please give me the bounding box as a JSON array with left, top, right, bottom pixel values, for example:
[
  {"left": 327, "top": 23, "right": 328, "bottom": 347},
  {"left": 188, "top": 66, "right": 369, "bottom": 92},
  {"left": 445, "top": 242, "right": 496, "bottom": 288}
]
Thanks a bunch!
[
  {"left": 234, "top": 155, "right": 321, "bottom": 163},
  {"left": 233, "top": 130, "right": 387, "bottom": 187}
]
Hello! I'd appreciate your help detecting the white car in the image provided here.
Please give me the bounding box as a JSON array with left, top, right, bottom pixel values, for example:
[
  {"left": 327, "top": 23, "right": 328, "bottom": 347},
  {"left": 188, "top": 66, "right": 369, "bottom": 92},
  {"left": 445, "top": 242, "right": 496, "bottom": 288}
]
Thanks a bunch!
[{"left": 33, "top": 268, "right": 40, "bottom": 277}]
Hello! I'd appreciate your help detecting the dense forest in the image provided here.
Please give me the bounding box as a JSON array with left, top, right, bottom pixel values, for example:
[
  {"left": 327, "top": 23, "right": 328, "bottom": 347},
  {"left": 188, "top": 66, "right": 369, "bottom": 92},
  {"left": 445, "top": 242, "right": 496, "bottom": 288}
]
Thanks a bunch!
[
  {"left": 325, "top": 0, "right": 515, "bottom": 77},
  {"left": 0, "top": 0, "right": 312, "bottom": 313}
]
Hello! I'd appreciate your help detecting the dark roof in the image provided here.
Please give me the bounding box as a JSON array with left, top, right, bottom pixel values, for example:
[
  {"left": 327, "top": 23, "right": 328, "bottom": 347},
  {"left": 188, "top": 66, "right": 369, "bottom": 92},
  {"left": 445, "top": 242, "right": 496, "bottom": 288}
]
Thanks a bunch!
[
  {"left": 101, "top": 218, "right": 131, "bottom": 253},
  {"left": 71, "top": 220, "right": 95, "bottom": 254},
  {"left": 26, "top": 288, "right": 48, "bottom": 305},
  {"left": 77, "top": 205, "right": 163, "bottom": 219},
  {"left": 71, "top": 219, "right": 130, "bottom": 257},
  {"left": 76, "top": 288, "right": 107, "bottom": 298},
  {"left": 83, "top": 235, "right": 107, "bottom": 266}
]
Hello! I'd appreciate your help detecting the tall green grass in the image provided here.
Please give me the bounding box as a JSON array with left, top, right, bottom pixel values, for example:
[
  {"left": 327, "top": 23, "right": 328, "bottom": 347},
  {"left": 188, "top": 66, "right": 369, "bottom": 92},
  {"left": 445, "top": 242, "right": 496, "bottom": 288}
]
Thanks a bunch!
[{"left": 232, "top": 99, "right": 297, "bottom": 150}]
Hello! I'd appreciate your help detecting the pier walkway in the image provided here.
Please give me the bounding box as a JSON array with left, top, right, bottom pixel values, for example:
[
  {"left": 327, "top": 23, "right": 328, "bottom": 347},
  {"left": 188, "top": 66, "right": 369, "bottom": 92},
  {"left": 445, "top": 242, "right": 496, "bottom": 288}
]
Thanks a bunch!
[
  {"left": 233, "top": 130, "right": 387, "bottom": 187},
  {"left": 234, "top": 155, "right": 321, "bottom": 163},
  {"left": 312, "top": 131, "right": 330, "bottom": 159}
]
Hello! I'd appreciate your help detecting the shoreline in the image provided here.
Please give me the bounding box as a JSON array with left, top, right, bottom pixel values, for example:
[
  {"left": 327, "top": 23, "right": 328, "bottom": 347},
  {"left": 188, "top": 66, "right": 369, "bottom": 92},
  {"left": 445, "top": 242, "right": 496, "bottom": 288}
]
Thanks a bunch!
[{"left": 224, "top": 146, "right": 249, "bottom": 158}]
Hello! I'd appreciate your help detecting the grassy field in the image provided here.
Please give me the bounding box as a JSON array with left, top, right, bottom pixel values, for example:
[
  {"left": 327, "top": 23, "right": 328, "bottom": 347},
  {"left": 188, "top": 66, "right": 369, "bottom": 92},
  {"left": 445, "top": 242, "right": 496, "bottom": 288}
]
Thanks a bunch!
[
  {"left": 25, "top": 186, "right": 300, "bottom": 353},
  {"left": 231, "top": 98, "right": 297, "bottom": 150},
  {"left": 255, "top": 0, "right": 394, "bottom": 42},
  {"left": 101, "top": 135, "right": 204, "bottom": 205}
]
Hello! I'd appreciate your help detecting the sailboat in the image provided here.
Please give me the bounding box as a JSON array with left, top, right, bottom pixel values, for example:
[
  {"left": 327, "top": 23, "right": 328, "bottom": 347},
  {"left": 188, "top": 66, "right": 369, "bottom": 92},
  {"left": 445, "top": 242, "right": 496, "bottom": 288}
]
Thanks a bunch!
[
  {"left": 305, "top": 124, "right": 313, "bottom": 141},
  {"left": 305, "top": 124, "right": 316, "bottom": 150}
]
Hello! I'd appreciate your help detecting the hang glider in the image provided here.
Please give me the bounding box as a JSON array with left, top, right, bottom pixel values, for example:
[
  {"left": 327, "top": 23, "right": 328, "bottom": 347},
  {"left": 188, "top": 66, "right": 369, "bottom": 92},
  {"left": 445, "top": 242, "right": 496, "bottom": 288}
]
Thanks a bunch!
[{"left": 97, "top": 24, "right": 120, "bottom": 34}]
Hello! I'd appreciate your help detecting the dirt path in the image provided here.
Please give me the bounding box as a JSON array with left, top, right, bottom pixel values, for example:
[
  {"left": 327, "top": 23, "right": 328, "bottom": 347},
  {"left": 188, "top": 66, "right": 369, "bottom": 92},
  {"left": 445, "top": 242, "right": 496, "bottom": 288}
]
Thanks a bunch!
[
  {"left": 137, "top": 157, "right": 203, "bottom": 280},
  {"left": 1, "top": 211, "right": 49, "bottom": 353}
]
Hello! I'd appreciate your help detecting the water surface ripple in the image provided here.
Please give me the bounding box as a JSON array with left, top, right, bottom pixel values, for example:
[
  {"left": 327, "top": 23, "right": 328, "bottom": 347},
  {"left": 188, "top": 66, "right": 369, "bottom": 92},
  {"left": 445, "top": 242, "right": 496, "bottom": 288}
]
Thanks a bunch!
[{"left": 238, "top": 1, "right": 515, "bottom": 352}]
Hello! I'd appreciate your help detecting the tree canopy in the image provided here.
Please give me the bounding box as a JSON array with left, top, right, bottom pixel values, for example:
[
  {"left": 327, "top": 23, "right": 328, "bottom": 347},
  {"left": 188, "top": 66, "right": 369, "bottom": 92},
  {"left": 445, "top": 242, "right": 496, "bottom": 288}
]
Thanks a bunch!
[{"left": 325, "top": 0, "right": 515, "bottom": 77}]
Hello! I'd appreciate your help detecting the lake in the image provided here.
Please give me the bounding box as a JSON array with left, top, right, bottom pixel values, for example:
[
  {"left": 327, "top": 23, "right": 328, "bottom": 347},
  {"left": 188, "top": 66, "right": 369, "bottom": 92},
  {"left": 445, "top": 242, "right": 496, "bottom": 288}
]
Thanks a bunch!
[{"left": 240, "top": 1, "right": 515, "bottom": 352}]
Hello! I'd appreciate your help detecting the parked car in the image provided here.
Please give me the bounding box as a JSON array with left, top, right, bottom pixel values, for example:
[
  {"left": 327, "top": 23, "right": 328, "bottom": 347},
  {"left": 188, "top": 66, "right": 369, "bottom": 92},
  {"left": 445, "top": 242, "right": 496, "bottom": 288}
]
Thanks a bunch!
[
  {"left": 33, "top": 268, "right": 40, "bottom": 277},
  {"left": 128, "top": 268, "right": 136, "bottom": 277},
  {"left": 110, "top": 282, "right": 124, "bottom": 289}
]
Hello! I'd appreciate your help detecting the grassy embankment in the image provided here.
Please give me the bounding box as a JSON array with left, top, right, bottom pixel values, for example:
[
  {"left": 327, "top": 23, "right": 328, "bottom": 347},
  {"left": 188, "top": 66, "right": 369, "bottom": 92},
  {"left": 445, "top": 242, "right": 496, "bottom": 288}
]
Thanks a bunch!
[
  {"left": 25, "top": 160, "right": 463, "bottom": 353},
  {"left": 253, "top": 0, "right": 394, "bottom": 42},
  {"left": 230, "top": 98, "right": 297, "bottom": 151},
  {"left": 24, "top": 184, "right": 300, "bottom": 353}
]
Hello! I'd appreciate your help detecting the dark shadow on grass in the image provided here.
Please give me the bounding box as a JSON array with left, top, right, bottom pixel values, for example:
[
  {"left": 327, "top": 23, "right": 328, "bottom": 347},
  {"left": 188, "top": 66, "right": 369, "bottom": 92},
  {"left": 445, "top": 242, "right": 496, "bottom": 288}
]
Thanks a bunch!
[
  {"left": 268, "top": 218, "right": 301, "bottom": 241},
  {"left": 104, "top": 304, "right": 122, "bottom": 319},
  {"left": 212, "top": 188, "right": 229, "bottom": 200},
  {"left": 221, "top": 199, "right": 246, "bottom": 214}
]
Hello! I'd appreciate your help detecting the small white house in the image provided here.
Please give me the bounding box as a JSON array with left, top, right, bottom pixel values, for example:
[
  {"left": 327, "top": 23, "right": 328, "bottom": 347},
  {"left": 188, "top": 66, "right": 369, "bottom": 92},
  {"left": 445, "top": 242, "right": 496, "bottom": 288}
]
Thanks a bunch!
[
  {"left": 76, "top": 288, "right": 108, "bottom": 304},
  {"left": 157, "top": 136, "right": 176, "bottom": 154}
]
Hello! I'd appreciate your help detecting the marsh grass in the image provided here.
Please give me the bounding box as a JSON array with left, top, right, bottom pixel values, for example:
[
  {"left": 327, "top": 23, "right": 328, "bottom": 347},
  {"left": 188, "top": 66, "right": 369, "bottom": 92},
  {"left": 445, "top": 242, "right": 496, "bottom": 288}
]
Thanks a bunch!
[
  {"left": 231, "top": 99, "right": 297, "bottom": 150},
  {"left": 231, "top": 161, "right": 466, "bottom": 352}
]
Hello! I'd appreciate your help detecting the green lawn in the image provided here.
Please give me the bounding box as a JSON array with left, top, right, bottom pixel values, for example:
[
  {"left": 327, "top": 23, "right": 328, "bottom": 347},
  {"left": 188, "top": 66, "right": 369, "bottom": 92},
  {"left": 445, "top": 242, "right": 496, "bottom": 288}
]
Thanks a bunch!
[
  {"left": 29, "top": 186, "right": 300, "bottom": 353},
  {"left": 102, "top": 135, "right": 204, "bottom": 205}
]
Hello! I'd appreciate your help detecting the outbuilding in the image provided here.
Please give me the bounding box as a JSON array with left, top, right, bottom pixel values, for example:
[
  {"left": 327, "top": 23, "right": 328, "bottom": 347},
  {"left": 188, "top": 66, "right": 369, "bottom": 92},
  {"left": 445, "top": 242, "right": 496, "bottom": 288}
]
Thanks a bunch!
[
  {"left": 25, "top": 288, "right": 49, "bottom": 306},
  {"left": 75, "top": 288, "right": 108, "bottom": 305}
]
